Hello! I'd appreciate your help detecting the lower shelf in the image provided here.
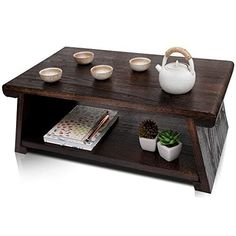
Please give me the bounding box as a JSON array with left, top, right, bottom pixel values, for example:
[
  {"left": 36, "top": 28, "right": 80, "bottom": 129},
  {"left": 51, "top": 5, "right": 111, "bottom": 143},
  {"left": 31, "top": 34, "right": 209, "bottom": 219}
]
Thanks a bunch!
[{"left": 21, "top": 95, "right": 199, "bottom": 184}]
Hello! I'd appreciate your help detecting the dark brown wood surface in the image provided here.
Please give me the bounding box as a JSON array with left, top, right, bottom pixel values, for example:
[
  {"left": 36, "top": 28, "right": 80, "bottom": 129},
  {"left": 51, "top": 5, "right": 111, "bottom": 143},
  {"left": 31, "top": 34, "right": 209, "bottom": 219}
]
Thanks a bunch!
[{"left": 2, "top": 47, "right": 234, "bottom": 127}]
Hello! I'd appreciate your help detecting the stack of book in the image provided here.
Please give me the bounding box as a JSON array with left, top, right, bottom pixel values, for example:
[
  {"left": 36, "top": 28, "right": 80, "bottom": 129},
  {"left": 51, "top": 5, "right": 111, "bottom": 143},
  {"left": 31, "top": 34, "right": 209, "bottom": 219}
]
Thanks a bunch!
[{"left": 43, "top": 105, "right": 118, "bottom": 151}]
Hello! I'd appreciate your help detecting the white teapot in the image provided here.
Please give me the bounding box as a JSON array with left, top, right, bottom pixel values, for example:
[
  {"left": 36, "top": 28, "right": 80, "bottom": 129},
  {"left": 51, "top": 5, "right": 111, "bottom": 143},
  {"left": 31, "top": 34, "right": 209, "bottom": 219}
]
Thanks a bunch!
[{"left": 156, "top": 47, "right": 196, "bottom": 95}]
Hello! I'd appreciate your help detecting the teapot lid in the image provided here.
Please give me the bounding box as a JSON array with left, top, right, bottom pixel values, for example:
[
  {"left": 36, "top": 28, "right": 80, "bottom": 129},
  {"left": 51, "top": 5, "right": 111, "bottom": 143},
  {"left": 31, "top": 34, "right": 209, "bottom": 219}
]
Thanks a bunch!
[{"left": 165, "top": 60, "right": 190, "bottom": 72}]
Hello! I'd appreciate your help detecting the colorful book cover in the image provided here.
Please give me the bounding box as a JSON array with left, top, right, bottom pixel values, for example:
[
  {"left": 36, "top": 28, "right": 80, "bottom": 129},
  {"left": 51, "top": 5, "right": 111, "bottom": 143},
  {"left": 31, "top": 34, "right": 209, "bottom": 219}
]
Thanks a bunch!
[
  {"left": 45, "top": 105, "right": 108, "bottom": 143},
  {"left": 44, "top": 110, "right": 118, "bottom": 151}
]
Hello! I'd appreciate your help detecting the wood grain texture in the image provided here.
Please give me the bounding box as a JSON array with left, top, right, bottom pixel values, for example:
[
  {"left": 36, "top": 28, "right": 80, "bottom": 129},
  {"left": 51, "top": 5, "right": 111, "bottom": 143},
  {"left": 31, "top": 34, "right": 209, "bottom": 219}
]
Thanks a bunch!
[
  {"left": 2, "top": 47, "right": 234, "bottom": 127},
  {"left": 196, "top": 103, "right": 228, "bottom": 190}
]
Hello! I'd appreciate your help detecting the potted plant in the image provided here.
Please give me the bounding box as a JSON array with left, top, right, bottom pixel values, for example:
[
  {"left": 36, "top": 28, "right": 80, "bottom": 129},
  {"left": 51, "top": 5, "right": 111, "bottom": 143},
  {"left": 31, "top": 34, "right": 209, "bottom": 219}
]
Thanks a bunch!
[
  {"left": 139, "top": 119, "right": 158, "bottom": 152},
  {"left": 157, "top": 130, "right": 182, "bottom": 162}
]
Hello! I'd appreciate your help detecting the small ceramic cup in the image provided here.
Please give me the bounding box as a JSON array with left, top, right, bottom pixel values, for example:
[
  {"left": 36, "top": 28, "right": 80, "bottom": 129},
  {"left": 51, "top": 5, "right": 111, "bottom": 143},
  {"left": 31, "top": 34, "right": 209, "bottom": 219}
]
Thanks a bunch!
[
  {"left": 73, "top": 51, "right": 94, "bottom": 65},
  {"left": 90, "top": 65, "right": 113, "bottom": 80},
  {"left": 39, "top": 67, "right": 62, "bottom": 83},
  {"left": 129, "top": 57, "right": 151, "bottom": 72}
]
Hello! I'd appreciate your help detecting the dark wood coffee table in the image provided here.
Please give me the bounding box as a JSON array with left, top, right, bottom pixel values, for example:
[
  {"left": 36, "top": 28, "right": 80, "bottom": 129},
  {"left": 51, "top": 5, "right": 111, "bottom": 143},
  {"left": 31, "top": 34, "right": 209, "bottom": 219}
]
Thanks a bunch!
[{"left": 2, "top": 47, "right": 234, "bottom": 193}]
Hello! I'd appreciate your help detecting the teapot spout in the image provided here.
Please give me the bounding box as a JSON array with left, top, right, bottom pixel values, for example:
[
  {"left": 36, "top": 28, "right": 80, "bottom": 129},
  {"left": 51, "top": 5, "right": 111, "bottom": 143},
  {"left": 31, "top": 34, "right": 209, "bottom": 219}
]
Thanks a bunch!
[{"left": 156, "top": 64, "right": 162, "bottom": 73}]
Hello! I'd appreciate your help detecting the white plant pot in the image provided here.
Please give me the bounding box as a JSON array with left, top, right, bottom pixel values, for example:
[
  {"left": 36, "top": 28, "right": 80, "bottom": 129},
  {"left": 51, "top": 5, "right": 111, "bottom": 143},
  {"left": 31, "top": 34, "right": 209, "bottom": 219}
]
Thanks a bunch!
[
  {"left": 157, "top": 141, "right": 182, "bottom": 162},
  {"left": 139, "top": 136, "right": 158, "bottom": 152}
]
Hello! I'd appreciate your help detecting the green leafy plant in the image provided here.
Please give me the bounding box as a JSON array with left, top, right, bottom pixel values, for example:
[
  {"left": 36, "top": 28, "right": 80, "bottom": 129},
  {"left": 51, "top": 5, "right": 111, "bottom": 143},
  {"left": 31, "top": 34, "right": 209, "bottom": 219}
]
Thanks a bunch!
[
  {"left": 139, "top": 120, "right": 158, "bottom": 139},
  {"left": 158, "top": 130, "right": 181, "bottom": 147}
]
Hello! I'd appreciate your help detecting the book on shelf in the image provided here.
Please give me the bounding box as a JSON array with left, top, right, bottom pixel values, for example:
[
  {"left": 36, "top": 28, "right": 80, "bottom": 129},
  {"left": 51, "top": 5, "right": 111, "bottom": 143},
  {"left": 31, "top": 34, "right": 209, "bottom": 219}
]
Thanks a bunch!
[{"left": 43, "top": 105, "right": 118, "bottom": 151}]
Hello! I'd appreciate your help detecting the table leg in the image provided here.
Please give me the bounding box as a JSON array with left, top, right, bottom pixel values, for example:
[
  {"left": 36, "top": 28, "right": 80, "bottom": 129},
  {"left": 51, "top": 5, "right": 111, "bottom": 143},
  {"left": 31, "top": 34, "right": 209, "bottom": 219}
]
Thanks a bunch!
[
  {"left": 187, "top": 103, "right": 228, "bottom": 193},
  {"left": 15, "top": 94, "right": 27, "bottom": 154},
  {"left": 187, "top": 118, "right": 211, "bottom": 193}
]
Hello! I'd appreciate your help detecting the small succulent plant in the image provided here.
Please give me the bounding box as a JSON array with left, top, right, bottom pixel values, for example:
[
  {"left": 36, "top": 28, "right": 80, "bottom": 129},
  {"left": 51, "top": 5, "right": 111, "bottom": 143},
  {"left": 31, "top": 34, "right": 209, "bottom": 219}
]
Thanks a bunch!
[
  {"left": 139, "top": 120, "right": 158, "bottom": 139},
  {"left": 158, "top": 130, "right": 181, "bottom": 147}
]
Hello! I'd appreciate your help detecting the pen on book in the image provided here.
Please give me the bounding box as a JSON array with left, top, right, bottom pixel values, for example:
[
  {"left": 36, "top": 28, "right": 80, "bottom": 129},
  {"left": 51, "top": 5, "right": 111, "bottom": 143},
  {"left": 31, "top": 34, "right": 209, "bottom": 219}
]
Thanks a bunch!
[
  {"left": 82, "top": 110, "right": 109, "bottom": 141},
  {"left": 85, "top": 114, "right": 110, "bottom": 142}
]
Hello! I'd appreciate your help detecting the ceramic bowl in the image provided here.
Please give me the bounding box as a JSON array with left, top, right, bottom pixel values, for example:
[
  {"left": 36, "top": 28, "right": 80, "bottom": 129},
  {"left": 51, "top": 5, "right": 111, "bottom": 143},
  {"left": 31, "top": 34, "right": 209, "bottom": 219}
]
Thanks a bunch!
[
  {"left": 90, "top": 65, "right": 113, "bottom": 80},
  {"left": 73, "top": 51, "right": 94, "bottom": 65},
  {"left": 129, "top": 57, "right": 151, "bottom": 72},
  {"left": 39, "top": 67, "right": 62, "bottom": 83}
]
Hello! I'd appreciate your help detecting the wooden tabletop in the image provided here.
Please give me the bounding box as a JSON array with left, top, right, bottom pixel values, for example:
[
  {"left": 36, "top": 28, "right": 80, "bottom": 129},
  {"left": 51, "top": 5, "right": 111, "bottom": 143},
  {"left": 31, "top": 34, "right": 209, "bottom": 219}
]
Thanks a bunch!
[{"left": 2, "top": 47, "right": 234, "bottom": 127}]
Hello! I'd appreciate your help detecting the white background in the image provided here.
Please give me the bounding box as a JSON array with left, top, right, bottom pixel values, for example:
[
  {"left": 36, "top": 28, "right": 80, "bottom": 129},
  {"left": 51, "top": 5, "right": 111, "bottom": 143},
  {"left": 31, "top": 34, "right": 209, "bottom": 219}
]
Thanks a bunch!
[{"left": 0, "top": 0, "right": 236, "bottom": 235}]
